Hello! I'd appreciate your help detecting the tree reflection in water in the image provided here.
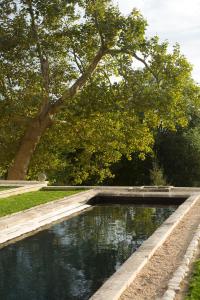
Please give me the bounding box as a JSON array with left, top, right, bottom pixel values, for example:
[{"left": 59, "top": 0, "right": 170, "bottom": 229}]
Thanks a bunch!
[{"left": 0, "top": 204, "right": 176, "bottom": 300}]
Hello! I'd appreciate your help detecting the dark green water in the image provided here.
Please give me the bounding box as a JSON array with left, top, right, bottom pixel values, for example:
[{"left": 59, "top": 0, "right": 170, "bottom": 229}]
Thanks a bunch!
[{"left": 0, "top": 204, "right": 176, "bottom": 300}]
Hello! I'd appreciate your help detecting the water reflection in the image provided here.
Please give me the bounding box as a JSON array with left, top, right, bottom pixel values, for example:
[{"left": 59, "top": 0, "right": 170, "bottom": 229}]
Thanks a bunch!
[{"left": 0, "top": 204, "right": 176, "bottom": 300}]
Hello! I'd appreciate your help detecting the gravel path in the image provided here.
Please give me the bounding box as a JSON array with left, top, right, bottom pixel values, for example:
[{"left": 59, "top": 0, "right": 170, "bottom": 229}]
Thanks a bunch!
[
  {"left": 174, "top": 245, "right": 200, "bottom": 300},
  {"left": 120, "top": 199, "right": 200, "bottom": 300}
]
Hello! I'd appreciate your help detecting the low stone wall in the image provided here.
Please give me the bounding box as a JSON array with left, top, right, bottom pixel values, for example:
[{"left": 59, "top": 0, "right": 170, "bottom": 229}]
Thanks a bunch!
[
  {"left": 0, "top": 189, "right": 97, "bottom": 247},
  {"left": 90, "top": 194, "right": 200, "bottom": 300},
  {"left": 43, "top": 185, "right": 200, "bottom": 194},
  {"left": 1, "top": 184, "right": 200, "bottom": 300},
  {"left": 0, "top": 180, "right": 48, "bottom": 186},
  {"left": 0, "top": 180, "right": 48, "bottom": 199}
]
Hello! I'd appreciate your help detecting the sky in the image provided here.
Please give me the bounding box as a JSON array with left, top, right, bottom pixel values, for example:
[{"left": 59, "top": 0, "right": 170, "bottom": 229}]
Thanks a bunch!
[{"left": 114, "top": 0, "right": 200, "bottom": 83}]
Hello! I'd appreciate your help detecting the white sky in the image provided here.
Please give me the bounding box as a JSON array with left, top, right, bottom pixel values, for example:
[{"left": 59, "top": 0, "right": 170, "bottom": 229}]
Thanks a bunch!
[{"left": 114, "top": 0, "right": 200, "bottom": 83}]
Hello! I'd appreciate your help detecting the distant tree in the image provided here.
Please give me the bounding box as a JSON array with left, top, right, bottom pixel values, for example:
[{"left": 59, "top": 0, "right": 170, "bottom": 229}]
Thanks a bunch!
[
  {"left": 156, "top": 125, "right": 200, "bottom": 187},
  {"left": 0, "top": 0, "right": 199, "bottom": 182},
  {"left": 149, "top": 161, "right": 167, "bottom": 186},
  {"left": 101, "top": 154, "right": 152, "bottom": 186}
]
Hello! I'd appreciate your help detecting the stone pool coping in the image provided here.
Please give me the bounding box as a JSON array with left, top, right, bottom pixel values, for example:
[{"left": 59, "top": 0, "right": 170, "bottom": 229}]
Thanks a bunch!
[
  {"left": 0, "top": 180, "right": 48, "bottom": 199},
  {"left": 0, "top": 187, "right": 195, "bottom": 247},
  {"left": 0, "top": 189, "right": 97, "bottom": 248},
  {"left": 90, "top": 193, "right": 200, "bottom": 300},
  {"left": 1, "top": 186, "right": 200, "bottom": 299}
]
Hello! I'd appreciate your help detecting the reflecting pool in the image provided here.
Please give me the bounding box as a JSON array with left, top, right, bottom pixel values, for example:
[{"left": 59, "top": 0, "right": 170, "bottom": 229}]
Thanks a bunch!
[{"left": 0, "top": 204, "right": 176, "bottom": 300}]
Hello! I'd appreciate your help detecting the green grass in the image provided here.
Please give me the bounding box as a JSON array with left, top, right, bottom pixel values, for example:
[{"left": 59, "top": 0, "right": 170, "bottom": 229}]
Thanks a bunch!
[
  {"left": 0, "top": 190, "right": 83, "bottom": 217},
  {"left": 186, "top": 260, "right": 200, "bottom": 300}
]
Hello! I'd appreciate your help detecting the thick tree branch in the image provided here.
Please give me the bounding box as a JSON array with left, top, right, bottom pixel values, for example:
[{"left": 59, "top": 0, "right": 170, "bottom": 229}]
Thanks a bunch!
[
  {"left": 49, "top": 47, "right": 107, "bottom": 114},
  {"left": 93, "top": 13, "right": 105, "bottom": 48},
  {"left": 27, "top": 0, "right": 50, "bottom": 100},
  {"left": 6, "top": 75, "right": 12, "bottom": 88},
  {"left": 90, "top": 0, "right": 105, "bottom": 48},
  {"left": 67, "top": 47, "right": 107, "bottom": 97},
  {"left": 7, "top": 116, "right": 33, "bottom": 125},
  {"left": 102, "top": 69, "right": 113, "bottom": 89},
  {"left": 71, "top": 48, "right": 84, "bottom": 73}
]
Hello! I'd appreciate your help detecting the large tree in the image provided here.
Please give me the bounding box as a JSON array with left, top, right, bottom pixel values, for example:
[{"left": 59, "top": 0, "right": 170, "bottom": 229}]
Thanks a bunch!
[{"left": 0, "top": 0, "right": 198, "bottom": 181}]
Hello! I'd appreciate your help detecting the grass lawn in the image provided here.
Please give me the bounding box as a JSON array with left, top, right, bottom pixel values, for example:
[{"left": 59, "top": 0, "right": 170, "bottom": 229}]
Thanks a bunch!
[
  {"left": 0, "top": 190, "right": 84, "bottom": 218},
  {"left": 186, "top": 260, "right": 200, "bottom": 300}
]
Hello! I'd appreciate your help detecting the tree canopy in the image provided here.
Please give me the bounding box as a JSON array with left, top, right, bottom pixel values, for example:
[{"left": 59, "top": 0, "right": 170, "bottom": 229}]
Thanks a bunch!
[{"left": 0, "top": 0, "right": 199, "bottom": 182}]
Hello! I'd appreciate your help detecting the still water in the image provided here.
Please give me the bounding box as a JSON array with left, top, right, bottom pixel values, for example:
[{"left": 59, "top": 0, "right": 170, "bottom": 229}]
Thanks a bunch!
[{"left": 0, "top": 204, "right": 176, "bottom": 300}]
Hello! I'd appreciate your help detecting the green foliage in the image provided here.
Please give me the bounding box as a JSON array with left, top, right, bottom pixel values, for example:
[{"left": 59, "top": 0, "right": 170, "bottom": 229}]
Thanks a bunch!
[
  {"left": 0, "top": 0, "right": 199, "bottom": 182},
  {"left": 107, "top": 115, "right": 200, "bottom": 187},
  {"left": 0, "top": 190, "right": 83, "bottom": 217},
  {"left": 150, "top": 162, "right": 167, "bottom": 186},
  {"left": 156, "top": 124, "right": 200, "bottom": 186},
  {"left": 186, "top": 260, "right": 200, "bottom": 300},
  {"left": 104, "top": 154, "right": 152, "bottom": 186}
]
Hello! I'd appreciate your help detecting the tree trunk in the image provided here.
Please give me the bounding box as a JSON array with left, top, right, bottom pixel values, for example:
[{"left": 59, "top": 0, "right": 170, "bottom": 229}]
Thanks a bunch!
[
  {"left": 7, "top": 47, "right": 107, "bottom": 180},
  {"left": 7, "top": 116, "right": 52, "bottom": 180}
]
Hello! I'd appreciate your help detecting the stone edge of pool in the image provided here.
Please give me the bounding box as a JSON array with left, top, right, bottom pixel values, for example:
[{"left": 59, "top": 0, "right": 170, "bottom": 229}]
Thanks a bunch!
[
  {"left": 0, "top": 186, "right": 200, "bottom": 300},
  {"left": 0, "top": 189, "right": 97, "bottom": 247},
  {"left": 89, "top": 192, "right": 200, "bottom": 300},
  {"left": 0, "top": 180, "right": 48, "bottom": 199}
]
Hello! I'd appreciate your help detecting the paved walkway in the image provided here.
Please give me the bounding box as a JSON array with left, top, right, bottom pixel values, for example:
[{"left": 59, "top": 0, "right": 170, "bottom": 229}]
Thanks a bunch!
[
  {"left": 120, "top": 198, "right": 200, "bottom": 300},
  {"left": 0, "top": 189, "right": 97, "bottom": 247}
]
